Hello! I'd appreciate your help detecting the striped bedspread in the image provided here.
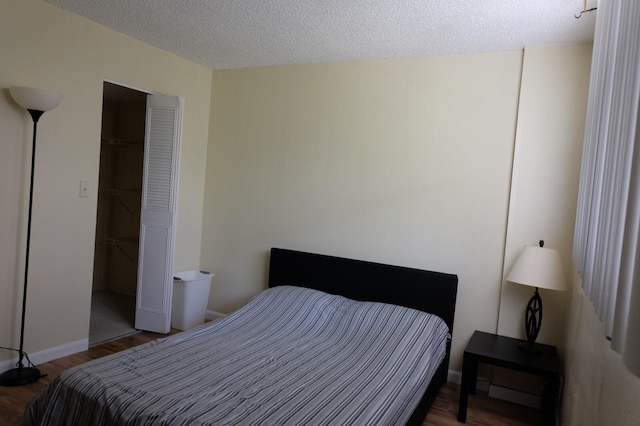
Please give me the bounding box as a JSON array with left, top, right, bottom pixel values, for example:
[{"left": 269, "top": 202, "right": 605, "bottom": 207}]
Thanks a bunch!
[{"left": 25, "top": 286, "right": 449, "bottom": 426}]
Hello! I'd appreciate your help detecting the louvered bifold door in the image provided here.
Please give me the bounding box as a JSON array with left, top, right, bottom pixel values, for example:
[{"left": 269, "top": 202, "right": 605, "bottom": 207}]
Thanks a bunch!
[{"left": 135, "top": 94, "right": 183, "bottom": 333}]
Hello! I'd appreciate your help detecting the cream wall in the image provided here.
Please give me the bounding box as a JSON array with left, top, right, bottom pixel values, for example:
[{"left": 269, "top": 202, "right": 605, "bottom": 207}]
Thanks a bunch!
[
  {"left": 498, "top": 44, "right": 593, "bottom": 346},
  {"left": 203, "top": 53, "right": 524, "bottom": 370},
  {"left": 487, "top": 43, "right": 593, "bottom": 399},
  {"left": 202, "top": 44, "right": 593, "bottom": 373},
  {"left": 0, "top": 0, "right": 211, "bottom": 363},
  {"left": 563, "top": 271, "right": 640, "bottom": 426},
  {"left": 0, "top": 2, "right": 606, "bottom": 413}
]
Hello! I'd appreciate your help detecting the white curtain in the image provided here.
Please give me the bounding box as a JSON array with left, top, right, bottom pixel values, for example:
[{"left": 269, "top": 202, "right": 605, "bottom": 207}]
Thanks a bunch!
[{"left": 573, "top": 0, "right": 640, "bottom": 376}]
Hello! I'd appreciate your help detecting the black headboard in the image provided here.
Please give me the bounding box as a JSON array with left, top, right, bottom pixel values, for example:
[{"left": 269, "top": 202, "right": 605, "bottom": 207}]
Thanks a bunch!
[{"left": 267, "top": 248, "right": 458, "bottom": 333}]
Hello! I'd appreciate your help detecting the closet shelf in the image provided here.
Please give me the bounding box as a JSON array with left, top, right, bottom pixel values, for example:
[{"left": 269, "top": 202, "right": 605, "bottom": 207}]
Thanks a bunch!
[
  {"left": 107, "top": 189, "right": 141, "bottom": 215},
  {"left": 101, "top": 138, "right": 143, "bottom": 146},
  {"left": 103, "top": 139, "right": 144, "bottom": 169},
  {"left": 107, "top": 187, "right": 142, "bottom": 194},
  {"left": 103, "top": 237, "right": 139, "bottom": 262},
  {"left": 107, "top": 188, "right": 142, "bottom": 197},
  {"left": 103, "top": 237, "right": 138, "bottom": 244}
]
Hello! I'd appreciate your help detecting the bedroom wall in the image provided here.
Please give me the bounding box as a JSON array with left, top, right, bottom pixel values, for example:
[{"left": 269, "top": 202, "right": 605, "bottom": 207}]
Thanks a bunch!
[
  {"left": 562, "top": 272, "right": 640, "bottom": 426},
  {"left": 202, "top": 43, "right": 593, "bottom": 372},
  {"left": 0, "top": 0, "right": 211, "bottom": 363},
  {"left": 491, "top": 43, "right": 592, "bottom": 398},
  {"left": 499, "top": 44, "right": 592, "bottom": 345},
  {"left": 202, "top": 52, "right": 523, "bottom": 370}
]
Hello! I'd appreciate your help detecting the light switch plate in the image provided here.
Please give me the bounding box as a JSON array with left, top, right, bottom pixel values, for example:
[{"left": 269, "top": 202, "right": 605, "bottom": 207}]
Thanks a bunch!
[{"left": 79, "top": 180, "right": 89, "bottom": 197}]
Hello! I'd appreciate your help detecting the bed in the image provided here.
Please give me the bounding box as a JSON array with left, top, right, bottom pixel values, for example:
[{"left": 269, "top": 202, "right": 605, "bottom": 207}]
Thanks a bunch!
[{"left": 25, "top": 248, "right": 458, "bottom": 425}]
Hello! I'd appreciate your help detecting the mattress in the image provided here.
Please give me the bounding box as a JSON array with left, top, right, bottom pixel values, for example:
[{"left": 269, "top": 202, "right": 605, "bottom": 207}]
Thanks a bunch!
[{"left": 25, "top": 285, "right": 449, "bottom": 425}]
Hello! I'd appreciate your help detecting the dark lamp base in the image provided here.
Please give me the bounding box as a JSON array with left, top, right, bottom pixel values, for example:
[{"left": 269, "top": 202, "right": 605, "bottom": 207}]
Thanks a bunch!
[
  {"left": 0, "top": 366, "right": 42, "bottom": 387},
  {"left": 518, "top": 341, "right": 543, "bottom": 356}
]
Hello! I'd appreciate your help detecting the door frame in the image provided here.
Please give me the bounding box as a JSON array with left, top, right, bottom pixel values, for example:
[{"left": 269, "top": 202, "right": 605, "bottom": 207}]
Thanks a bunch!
[{"left": 92, "top": 81, "right": 181, "bottom": 335}]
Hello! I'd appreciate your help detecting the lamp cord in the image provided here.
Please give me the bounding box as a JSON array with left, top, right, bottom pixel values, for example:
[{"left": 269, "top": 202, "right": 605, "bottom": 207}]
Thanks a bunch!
[
  {"left": 575, "top": 7, "right": 597, "bottom": 19},
  {"left": 0, "top": 346, "right": 43, "bottom": 375}
]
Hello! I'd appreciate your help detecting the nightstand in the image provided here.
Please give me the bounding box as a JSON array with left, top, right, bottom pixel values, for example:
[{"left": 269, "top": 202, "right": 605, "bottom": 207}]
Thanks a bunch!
[{"left": 457, "top": 331, "right": 560, "bottom": 425}]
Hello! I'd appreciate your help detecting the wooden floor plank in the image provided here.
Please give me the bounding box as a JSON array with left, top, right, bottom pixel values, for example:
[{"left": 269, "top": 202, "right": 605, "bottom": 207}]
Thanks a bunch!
[
  {"left": 1, "top": 331, "right": 541, "bottom": 425},
  {"left": 425, "top": 382, "right": 542, "bottom": 425}
]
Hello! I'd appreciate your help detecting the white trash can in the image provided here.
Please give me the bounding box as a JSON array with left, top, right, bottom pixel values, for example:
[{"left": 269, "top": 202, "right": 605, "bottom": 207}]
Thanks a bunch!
[{"left": 171, "top": 270, "right": 214, "bottom": 331}]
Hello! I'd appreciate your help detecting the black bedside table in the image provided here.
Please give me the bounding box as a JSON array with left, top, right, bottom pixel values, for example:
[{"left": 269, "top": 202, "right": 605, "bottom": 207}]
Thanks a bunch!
[{"left": 457, "top": 331, "right": 560, "bottom": 425}]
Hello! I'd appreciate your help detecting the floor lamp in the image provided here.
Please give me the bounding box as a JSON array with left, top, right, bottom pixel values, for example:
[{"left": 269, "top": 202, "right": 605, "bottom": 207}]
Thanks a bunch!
[{"left": 0, "top": 86, "right": 63, "bottom": 386}]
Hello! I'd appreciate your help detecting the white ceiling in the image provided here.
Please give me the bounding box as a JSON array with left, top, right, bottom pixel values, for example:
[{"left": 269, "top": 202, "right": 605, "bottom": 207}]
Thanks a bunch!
[{"left": 45, "top": 0, "right": 597, "bottom": 69}]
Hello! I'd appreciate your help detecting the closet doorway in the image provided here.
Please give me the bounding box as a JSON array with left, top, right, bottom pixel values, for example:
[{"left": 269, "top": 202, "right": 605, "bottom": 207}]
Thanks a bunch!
[
  {"left": 90, "top": 82, "right": 183, "bottom": 345},
  {"left": 89, "top": 82, "right": 147, "bottom": 346}
]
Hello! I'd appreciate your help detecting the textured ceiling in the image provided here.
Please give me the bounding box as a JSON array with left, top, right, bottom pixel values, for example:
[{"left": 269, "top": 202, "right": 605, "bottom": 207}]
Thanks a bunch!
[{"left": 45, "top": 0, "right": 597, "bottom": 69}]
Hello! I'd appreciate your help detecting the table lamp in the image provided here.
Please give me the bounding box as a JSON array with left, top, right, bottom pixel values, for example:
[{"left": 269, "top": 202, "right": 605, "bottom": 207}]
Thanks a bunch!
[{"left": 506, "top": 240, "right": 567, "bottom": 354}]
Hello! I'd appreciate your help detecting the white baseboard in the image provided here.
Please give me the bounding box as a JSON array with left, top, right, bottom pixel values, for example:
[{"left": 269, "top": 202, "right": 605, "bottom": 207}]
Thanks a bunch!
[
  {"left": 488, "top": 384, "right": 542, "bottom": 408},
  {"left": 448, "top": 369, "right": 461, "bottom": 384},
  {"left": 447, "top": 370, "right": 490, "bottom": 391},
  {"left": 447, "top": 369, "right": 541, "bottom": 409},
  {"left": 205, "top": 310, "right": 227, "bottom": 321},
  {"left": 1, "top": 339, "right": 540, "bottom": 412},
  {"left": 0, "top": 314, "right": 228, "bottom": 371},
  {"left": 0, "top": 338, "right": 88, "bottom": 371}
]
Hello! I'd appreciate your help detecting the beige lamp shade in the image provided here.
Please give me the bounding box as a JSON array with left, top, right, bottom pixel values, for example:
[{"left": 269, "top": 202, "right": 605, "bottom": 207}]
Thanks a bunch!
[
  {"left": 9, "top": 86, "right": 63, "bottom": 112},
  {"left": 506, "top": 244, "right": 567, "bottom": 291}
]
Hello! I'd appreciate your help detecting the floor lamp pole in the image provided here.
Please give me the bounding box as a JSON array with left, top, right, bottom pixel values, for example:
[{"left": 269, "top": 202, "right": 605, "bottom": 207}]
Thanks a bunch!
[
  {"left": 1, "top": 86, "right": 62, "bottom": 386},
  {"left": 0, "top": 109, "right": 45, "bottom": 386}
]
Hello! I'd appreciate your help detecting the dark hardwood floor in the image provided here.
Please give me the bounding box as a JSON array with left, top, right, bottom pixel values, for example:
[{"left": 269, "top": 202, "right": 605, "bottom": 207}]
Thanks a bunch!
[
  {"left": 1, "top": 331, "right": 541, "bottom": 425},
  {"left": 423, "top": 382, "right": 542, "bottom": 426}
]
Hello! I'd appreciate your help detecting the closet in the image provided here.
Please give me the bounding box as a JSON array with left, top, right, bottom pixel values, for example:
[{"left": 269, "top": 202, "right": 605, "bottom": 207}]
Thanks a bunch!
[{"left": 89, "top": 83, "right": 146, "bottom": 346}]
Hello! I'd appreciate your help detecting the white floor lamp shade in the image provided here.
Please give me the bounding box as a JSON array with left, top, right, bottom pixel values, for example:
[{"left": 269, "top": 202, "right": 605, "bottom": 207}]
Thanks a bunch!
[{"left": 9, "top": 86, "right": 63, "bottom": 113}]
